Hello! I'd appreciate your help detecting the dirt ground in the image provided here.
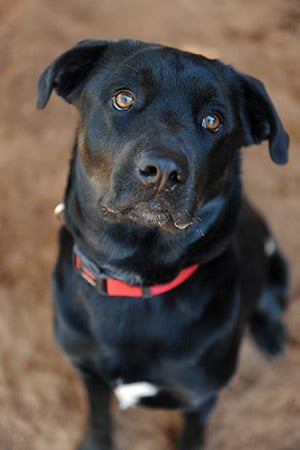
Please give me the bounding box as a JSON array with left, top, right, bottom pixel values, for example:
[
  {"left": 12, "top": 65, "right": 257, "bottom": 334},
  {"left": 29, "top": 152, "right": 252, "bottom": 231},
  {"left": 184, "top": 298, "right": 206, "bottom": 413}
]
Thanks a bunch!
[{"left": 1, "top": 0, "right": 300, "bottom": 449}]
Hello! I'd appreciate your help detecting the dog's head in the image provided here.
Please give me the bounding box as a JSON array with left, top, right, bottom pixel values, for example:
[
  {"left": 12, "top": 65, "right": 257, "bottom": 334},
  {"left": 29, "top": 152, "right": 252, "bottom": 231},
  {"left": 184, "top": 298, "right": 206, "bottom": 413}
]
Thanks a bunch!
[{"left": 38, "top": 39, "right": 288, "bottom": 234}]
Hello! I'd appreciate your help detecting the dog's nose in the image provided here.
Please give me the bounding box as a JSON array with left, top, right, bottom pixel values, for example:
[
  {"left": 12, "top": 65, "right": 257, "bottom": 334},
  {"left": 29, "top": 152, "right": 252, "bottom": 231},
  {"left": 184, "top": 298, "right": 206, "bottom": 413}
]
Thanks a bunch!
[{"left": 136, "top": 151, "right": 187, "bottom": 192}]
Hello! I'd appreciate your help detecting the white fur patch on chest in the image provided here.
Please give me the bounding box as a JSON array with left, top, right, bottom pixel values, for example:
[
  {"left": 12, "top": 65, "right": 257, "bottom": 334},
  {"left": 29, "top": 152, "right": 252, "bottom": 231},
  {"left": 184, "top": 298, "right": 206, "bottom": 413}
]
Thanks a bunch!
[{"left": 114, "top": 381, "right": 159, "bottom": 410}]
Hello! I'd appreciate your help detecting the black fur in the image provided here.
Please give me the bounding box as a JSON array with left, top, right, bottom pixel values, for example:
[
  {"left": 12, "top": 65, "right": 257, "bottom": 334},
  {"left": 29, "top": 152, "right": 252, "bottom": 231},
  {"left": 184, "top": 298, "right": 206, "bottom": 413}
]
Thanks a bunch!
[{"left": 37, "top": 39, "right": 289, "bottom": 450}]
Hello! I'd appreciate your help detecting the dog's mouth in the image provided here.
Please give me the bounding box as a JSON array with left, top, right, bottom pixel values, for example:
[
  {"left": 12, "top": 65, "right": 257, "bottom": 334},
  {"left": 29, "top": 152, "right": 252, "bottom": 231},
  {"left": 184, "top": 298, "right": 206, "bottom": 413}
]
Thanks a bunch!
[{"left": 102, "top": 201, "right": 194, "bottom": 232}]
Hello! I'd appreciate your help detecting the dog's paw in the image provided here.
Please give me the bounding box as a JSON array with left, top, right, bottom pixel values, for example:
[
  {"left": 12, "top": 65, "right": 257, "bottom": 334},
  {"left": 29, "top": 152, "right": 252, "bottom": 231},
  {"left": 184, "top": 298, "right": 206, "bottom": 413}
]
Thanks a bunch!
[
  {"left": 78, "top": 432, "right": 113, "bottom": 450},
  {"left": 249, "top": 314, "right": 287, "bottom": 356}
]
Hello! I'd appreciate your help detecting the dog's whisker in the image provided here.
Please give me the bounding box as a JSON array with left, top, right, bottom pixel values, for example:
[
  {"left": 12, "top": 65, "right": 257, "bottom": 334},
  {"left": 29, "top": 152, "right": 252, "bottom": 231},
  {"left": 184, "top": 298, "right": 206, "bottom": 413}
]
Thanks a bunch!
[{"left": 195, "top": 227, "right": 205, "bottom": 237}]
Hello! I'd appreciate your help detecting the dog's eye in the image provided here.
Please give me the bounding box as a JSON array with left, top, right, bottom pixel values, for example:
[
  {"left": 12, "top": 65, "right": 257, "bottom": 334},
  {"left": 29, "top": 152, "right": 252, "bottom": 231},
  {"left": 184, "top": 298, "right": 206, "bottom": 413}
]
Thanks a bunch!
[
  {"left": 112, "top": 90, "right": 135, "bottom": 111},
  {"left": 201, "top": 114, "right": 222, "bottom": 132}
]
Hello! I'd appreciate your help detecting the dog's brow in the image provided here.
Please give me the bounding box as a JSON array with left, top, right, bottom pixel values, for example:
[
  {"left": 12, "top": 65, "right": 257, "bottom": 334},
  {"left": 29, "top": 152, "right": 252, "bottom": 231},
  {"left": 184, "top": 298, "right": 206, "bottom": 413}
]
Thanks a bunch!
[{"left": 137, "top": 67, "right": 155, "bottom": 89}]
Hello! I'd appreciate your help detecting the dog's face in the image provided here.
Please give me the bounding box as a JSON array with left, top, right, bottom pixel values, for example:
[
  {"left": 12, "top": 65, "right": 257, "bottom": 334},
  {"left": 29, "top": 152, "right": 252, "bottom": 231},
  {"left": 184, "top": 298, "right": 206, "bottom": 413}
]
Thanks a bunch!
[{"left": 38, "top": 39, "right": 288, "bottom": 234}]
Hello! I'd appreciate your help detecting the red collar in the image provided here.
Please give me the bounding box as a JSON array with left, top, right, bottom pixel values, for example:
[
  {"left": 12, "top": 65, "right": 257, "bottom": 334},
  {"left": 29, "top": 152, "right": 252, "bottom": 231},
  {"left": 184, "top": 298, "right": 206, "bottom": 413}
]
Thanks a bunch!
[{"left": 73, "top": 245, "right": 200, "bottom": 298}]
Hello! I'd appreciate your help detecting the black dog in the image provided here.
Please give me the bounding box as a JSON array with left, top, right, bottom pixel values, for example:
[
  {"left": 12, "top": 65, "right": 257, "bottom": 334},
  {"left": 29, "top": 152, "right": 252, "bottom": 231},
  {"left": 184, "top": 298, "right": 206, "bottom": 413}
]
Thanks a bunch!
[{"left": 37, "top": 39, "right": 289, "bottom": 450}]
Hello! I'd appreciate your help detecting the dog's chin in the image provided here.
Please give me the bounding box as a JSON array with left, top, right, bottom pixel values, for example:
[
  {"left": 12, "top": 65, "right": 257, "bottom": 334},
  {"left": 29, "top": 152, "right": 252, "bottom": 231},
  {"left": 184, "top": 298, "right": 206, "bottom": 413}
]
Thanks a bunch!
[{"left": 102, "top": 202, "right": 193, "bottom": 234}]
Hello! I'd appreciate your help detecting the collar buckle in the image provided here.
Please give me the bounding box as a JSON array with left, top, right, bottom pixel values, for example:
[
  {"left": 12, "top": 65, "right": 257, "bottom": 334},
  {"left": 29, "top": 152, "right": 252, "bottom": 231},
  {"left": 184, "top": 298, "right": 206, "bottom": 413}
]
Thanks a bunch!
[{"left": 73, "top": 245, "right": 108, "bottom": 295}]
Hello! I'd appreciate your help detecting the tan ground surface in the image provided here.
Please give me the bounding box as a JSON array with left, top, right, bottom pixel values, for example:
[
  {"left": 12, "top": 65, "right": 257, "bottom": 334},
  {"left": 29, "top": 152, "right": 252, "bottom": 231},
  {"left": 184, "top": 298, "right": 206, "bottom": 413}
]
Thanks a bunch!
[{"left": 1, "top": 1, "right": 300, "bottom": 449}]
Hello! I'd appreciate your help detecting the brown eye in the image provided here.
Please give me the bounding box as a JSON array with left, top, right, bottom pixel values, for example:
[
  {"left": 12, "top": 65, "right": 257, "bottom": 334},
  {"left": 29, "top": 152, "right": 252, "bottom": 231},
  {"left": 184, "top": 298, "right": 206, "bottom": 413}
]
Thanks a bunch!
[
  {"left": 112, "top": 90, "right": 135, "bottom": 110},
  {"left": 201, "top": 113, "right": 222, "bottom": 132}
]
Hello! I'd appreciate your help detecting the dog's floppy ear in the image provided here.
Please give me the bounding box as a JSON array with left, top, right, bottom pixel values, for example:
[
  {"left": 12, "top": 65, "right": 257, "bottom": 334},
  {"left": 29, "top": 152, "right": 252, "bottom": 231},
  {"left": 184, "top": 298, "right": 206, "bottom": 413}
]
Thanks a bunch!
[
  {"left": 37, "top": 39, "right": 109, "bottom": 109},
  {"left": 236, "top": 73, "right": 289, "bottom": 164}
]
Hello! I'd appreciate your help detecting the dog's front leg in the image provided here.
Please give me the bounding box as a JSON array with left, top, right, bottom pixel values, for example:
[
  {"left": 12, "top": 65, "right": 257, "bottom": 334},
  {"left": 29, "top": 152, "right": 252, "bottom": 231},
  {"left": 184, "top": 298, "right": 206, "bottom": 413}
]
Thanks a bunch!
[
  {"left": 177, "top": 395, "right": 217, "bottom": 450},
  {"left": 76, "top": 366, "right": 113, "bottom": 450}
]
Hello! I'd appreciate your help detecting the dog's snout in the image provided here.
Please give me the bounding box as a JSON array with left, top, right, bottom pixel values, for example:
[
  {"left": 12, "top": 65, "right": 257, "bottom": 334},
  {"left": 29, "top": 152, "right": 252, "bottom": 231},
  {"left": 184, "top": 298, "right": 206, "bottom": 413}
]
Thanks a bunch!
[{"left": 136, "top": 151, "right": 187, "bottom": 192}]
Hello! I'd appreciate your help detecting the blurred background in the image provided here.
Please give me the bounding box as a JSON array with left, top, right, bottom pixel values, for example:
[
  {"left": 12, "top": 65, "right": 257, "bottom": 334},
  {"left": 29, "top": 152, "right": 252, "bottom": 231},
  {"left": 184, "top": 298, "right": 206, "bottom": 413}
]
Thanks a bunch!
[{"left": 0, "top": 0, "right": 300, "bottom": 449}]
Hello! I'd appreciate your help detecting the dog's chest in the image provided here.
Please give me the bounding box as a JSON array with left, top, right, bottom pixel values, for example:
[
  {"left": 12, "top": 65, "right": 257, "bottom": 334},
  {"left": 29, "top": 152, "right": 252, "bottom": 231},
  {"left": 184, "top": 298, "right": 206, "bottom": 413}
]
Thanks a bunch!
[{"left": 91, "top": 307, "right": 214, "bottom": 410}]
